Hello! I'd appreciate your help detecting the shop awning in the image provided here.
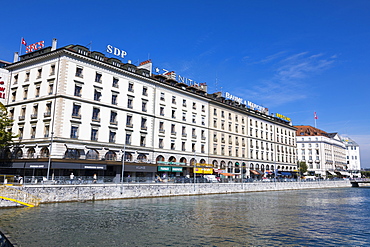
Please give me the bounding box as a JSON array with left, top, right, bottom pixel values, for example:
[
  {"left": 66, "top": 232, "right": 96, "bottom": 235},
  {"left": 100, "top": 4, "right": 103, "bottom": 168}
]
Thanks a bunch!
[
  {"left": 280, "top": 172, "right": 291, "bottom": 176},
  {"left": 338, "top": 171, "right": 350, "bottom": 176},
  {"left": 327, "top": 171, "right": 336, "bottom": 175},
  {"left": 220, "top": 173, "right": 235, "bottom": 176}
]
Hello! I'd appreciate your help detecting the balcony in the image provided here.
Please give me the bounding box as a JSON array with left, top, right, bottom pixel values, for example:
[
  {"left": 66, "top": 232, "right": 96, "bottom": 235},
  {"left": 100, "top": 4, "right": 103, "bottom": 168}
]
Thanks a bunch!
[
  {"left": 31, "top": 114, "right": 38, "bottom": 119},
  {"left": 182, "top": 133, "right": 187, "bottom": 137},
  {"left": 192, "top": 135, "right": 197, "bottom": 139},
  {"left": 18, "top": 115, "right": 25, "bottom": 121},
  {"left": 44, "top": 112, "right": 51, "bottom": 117},
  {"left": 110, "top": 121, "right": 118, "bottom": 125},
  {"left": 92, "top": 118, "right": 101, "bottom": 122},
  {"left": 72, "top": 113, "right": 81, "bottom": 119}
]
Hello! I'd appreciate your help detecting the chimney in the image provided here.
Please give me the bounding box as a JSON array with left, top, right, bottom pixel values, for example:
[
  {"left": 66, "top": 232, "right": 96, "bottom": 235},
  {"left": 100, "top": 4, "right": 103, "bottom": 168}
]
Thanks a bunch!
[
  {"left": 51, "top": 38, "right": 57, "bottom": 51},
  {"left": 13, "top": 52, "right": 19, "bottom": 63}
]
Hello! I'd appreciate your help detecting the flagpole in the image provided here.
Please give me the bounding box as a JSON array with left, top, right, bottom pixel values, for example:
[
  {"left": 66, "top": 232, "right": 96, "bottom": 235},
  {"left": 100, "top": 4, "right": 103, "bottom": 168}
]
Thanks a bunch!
[{"left": 19, "top": 37, "right": 23, "bottom": 59}]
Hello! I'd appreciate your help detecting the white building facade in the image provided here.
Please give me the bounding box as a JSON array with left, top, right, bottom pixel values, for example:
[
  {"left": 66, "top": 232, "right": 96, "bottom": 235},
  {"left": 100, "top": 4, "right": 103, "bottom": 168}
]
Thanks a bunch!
[
  {"left": 340, "top": 136, "right": 361, "bottom": 173},
  {"left": 2, "top": 40, "right": 296, "bottom": 181},
  {"left": 295, "top": 126, "right": 347, "bottom": 177}
]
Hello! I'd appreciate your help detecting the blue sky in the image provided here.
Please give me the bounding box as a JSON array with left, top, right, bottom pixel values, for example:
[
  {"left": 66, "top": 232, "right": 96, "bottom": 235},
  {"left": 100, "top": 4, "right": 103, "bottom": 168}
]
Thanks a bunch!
[{"left": 1, "top": 0, "right": 369, "bottom": 167}]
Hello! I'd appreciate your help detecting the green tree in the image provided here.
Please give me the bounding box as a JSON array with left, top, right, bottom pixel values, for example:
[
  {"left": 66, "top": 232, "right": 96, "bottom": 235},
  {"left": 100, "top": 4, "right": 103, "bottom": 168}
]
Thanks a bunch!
[
  {"left": 298, "top": 161, "right": 308, "bottom": 175},
  {"left": 0, "top": 102, "right": 16, "bottom": 149}
]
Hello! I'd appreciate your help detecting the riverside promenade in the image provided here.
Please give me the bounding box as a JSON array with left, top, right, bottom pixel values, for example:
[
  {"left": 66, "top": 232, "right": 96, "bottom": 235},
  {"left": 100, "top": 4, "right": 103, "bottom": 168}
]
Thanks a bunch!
[{"left": 0, "top": 180, "right": 351, "bottom": 208}]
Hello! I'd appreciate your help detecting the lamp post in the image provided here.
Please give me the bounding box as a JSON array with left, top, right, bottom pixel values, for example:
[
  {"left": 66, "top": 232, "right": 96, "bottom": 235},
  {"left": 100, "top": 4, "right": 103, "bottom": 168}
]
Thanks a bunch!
[
  {"left": 121, "top": 144, "right": 126, "bottom": 184},
  {"left": 46, "top": 131, "right": 54, "bottom": 180},
  {"left": 193, "top": 151, "right": 196, "bottom": 191}
]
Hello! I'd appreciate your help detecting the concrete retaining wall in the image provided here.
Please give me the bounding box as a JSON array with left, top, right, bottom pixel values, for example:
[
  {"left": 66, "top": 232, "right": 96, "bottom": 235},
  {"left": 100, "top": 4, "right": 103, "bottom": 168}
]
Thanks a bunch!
[{"left": 0, "top": 180, "right": 351, "bottom": 208}]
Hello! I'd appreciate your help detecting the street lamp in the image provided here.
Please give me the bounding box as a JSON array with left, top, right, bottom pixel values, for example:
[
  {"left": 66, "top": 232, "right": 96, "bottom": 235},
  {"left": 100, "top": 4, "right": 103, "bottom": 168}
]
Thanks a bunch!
[{"left": 121, "top": 144, "right": 126, "bottom": 184}]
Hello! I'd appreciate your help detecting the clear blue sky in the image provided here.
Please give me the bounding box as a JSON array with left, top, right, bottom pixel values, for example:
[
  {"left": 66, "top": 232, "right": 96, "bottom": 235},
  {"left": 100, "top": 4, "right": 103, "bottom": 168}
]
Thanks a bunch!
[{"left": 1, "top": 0, "right": 369, "bottom": 168}]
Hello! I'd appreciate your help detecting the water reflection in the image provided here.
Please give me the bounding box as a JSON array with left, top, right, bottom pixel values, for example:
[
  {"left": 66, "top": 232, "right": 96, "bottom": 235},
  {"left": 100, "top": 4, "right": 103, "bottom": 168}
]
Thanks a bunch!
[{"left": 1, "top": 188, "right": 370, "bottom": 246}]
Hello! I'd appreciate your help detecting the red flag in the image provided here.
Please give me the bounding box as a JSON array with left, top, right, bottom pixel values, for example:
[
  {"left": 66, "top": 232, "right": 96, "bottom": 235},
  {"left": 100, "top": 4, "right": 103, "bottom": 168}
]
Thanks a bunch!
[
  {"left": 314, "top": 112, "right": 318, "bottom": 119},
  {"left": 21, "top": 38, "right": 27, "bottom": 46}
]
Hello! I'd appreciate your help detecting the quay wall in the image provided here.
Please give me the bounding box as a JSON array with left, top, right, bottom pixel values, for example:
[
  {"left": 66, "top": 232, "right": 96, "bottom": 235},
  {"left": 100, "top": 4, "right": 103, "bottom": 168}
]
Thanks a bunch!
[{"left": 1, "top": 180, "right": 351, "bottom": 207}]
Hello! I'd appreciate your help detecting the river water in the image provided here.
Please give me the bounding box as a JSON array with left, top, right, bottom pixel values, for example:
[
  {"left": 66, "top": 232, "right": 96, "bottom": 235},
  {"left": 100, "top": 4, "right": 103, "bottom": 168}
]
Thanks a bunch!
[{"left": 1, "top": 187, "right": 369, "bottom": 246}]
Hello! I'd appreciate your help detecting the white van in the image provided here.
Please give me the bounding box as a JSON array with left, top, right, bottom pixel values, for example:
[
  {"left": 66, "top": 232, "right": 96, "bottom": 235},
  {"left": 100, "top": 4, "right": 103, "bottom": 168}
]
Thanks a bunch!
[{"left": 204, "top": 175, "right": 219, "bottom": 183}]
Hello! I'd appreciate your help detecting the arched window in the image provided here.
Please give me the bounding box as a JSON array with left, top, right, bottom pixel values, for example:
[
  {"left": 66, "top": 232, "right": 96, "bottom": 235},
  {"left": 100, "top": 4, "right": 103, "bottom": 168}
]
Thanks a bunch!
[
  {"left": 156, "top": 155, "right": 165, "bottom": 162},
  {"left": 250, "top": 163, "right": 254, "bottom": 169},
  {"left": 124, "top": 153, "right": 133, "bottom": 161},
  {"left": 105, "top": 151, "right": 116, "bottom": 161},
  {"left": 13, "top": 148, "right": 23, "bottom": 159},
  {"left": 256, "top": 163, "right": 259, "bottom": 170},
  {"left": 27, "top": 148, "right": 35, "bottom": 158},
  {"left": 266, "top": 165, "right": 270, "bottom": 170},
  {"left": 190, "top": 158, "right": 197, "bottom": 166},
  {"left": 40, "top": 147, "right": 49, "bottom": 158},
  {"left": 86, "top": 149, "right": 99, "bottom": 160},
  {"left": 212, "top": 160, "right": 218, "bottom": 167},
  {"left": 180, "top": 157, "right": 187, "bottom": 164},
  {"left": 168, "top": 156, "right": 176, "bottom": 162},
  {"left": 64, "top": 149, "right": 80, "bottom": 159},
  {"left": 199, "top": 159, "right": 206, "bottom": 164},
  {"left": 137, "top": 154, "right": 147, "bottom": 162},
  {"left": 261, "top": 164, "right": 265, "bottom": 172},
  {"left": 221, "top": 161, "right": 226, "bottom": 168}
]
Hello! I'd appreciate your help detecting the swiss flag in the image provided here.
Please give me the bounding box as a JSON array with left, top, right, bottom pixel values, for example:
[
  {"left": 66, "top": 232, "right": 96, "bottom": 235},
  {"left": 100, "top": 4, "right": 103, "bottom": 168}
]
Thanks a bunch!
[
  {"left": 314, "top": 112, "right": 318, "bottom": 120},
  {"left": 21, "top": 38, "right": 27, "bottom": 46}
]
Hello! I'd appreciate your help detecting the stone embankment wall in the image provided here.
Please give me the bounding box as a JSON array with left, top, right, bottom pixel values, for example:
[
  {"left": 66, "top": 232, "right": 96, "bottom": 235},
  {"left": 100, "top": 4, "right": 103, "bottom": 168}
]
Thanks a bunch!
[{"left": 0, "top": 180, "right": 351, "bottom": 208}]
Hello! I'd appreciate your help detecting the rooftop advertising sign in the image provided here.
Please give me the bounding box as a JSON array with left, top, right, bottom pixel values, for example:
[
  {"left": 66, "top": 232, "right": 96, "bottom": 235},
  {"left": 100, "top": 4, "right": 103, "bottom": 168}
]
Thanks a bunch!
[
  {"left": 155, "top": 67, "right": 206, "bottom": 88},
  {"left": 106, "top": 45, "right": 127, "bottom": 58},
  {"left": 224, "top": 92, "right": 269, "bottom": 114},
  {"left": 275, "top": 113, "right": 291, "bottom": 122}
]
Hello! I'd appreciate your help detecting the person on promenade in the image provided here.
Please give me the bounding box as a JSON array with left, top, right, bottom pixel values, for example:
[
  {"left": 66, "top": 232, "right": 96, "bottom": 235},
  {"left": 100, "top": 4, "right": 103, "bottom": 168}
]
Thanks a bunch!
[
  {"left": 93, "top": 174, "right": 97, "bottom": 183},
  {"left": 70, "top": 173, "right": 74, "bottom": 184}
]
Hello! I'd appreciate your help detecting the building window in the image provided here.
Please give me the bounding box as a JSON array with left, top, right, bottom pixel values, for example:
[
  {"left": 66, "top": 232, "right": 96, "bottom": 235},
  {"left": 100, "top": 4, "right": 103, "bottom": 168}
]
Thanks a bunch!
[
  {"left": 172, "top": 96, "right": 176, "bottom": 104},
  {"left": 31, "top": 105, "right": 38, "bottom": 119},
  {"left": 159, "top": 122, "right": 165, "bottom": 132},
  {"left": 182, "top": 126, "right": 186, "bottom": 137},
  {"left": 109, "top": 131, "right": 116, "bottom": 143},
  {"left": 30, "top": 126, "right": 36, "bottom": 139},
  {"left": 140, "top": 136, "right": 146, "bottom": 147},
  {"left": 160, "top": 92, "right": 165, "bottom": 101},
  {"left": 192, "top": 102, "right": 196, "bottom": 110},
  {"left": 125, "top": 133, "right": 132, "bottom": 145},
  {"left": 182, "top": 112, "right": 186, "bottom": 121},
  {"left": 94, "top": 89, "right": 101, "bottom": 101},
  {"left": 171, "top": 142, "right": 175, "bottom": 150},
  {"left": 171, "top": 124, "right": 176, "bottom": 135},
  {"left": 23, "top": 87, "right": 28, "bottom": 100},
  {"left": 91, "top": 129, "right": 98, "bottom": 141},
  {"left": 11, "top": 90, "right": 16, "bottom": 102},
  {"left": 192, "top": 114, "right": 196, "bottom": 123},
  {"left": 214, "top": 109, "right": 217, "bottom": 116},
  {"left": 25, "top": 71, "right": 30, "bottom": 82},
  {"left": 95, "top": 72, "right": 102, "bottom": 82},
  {"left": 142, "top": 87, "right": 148, "bottom": 96},
  {"left": 201, "top": 144, "right": 205, "bottom": 153},
  {"left": 14, "top": 74, "right": 18, "bottom": 84},
  {"left": 221, "top": 111, "right": 225, "bottom": 118},
  {"left": 141, "top": 118, "right": 147, "bottom": 130},
  {"left": 128, "top": 82, "right": 134, "bottom": 92},
  {"left": 127, "top": 98, "right": 133, "bottom": 109},
  {"left": 192, "top": 143, "right": 196, "bottom": 152},
  {"left": 92, "top": 107, "right": 100, "bottom": 122},
  {"left": 126, "top": 115, "right": 133, "bottom": 127},
  {"left": 159, "top": 138, "right": 164, "bottom": 148},
  {"left": 50, "top": 65, "right": 55, "bottom": 76},
  {"left": 183, "top": 99, "right": 187, "bottom": 107},
  {"left": 142, "top": 101, "right": 147, "bottom": 112},
  {"left": 171, "top": 109, "right": 176, "bottom": 119},
  {"left": 201, "top": 116, "right": 205, "bottom": 126},
  {"left": 110, "top": 111, "right": 117, "bottom": 125},
  {"left": 37, "top": 68, "right": 42, "bottom": 79},
  {"left": 112, "top": 78, "right": 119, "bottom": 88},
  {"left": 201, "top": 105, "right": 205, "bottom": 112},
  {"left": 75, "top": 67, "right": 83, "bottom": 77},
  {"left": 72, "top": 104, "right": 81, "bottom": 118},
  {"left": 192, "top": 128, "right": 196, "bottom": 139},
  {"left": 35, "top": 85, "right": 40, "bottom": 98},
  {"left": 182, "top": 142, "right": 186, "bottom": 151},
  {"left": 111, "top": 94, "right": 117, "bottom": 105},
  {"left": 70, "top": 126, "right": 79, "bottom": 139},
  {"left": 44, "top": 125, "right": 50, "bottom": 138},
  {"left": 48, "top": 83, "right": 54, "bottom": 95},
  {"left": 160, "top": 107, "right": 164, "bottom": 116}
]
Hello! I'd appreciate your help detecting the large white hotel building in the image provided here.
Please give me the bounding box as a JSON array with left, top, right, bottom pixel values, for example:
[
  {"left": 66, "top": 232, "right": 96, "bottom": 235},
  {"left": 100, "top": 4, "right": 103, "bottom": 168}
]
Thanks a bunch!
[{"left": 1, "top": 39, "right": 297, "bottom": 181}]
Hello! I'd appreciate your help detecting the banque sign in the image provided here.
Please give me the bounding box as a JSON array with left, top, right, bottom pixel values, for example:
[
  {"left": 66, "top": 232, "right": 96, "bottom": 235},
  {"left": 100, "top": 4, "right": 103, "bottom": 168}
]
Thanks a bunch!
[{"left": 225, "top": 92, "right": 269, "bottom": 114}]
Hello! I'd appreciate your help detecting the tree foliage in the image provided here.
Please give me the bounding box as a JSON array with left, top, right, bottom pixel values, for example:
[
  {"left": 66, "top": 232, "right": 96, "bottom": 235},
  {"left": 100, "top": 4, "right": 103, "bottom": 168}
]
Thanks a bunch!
[
  {"left": 0, "top": 102, "right": 16, "bottom": 149},
  {"left": 298, "top": 161, "right": 308, "bottom": 175}
]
